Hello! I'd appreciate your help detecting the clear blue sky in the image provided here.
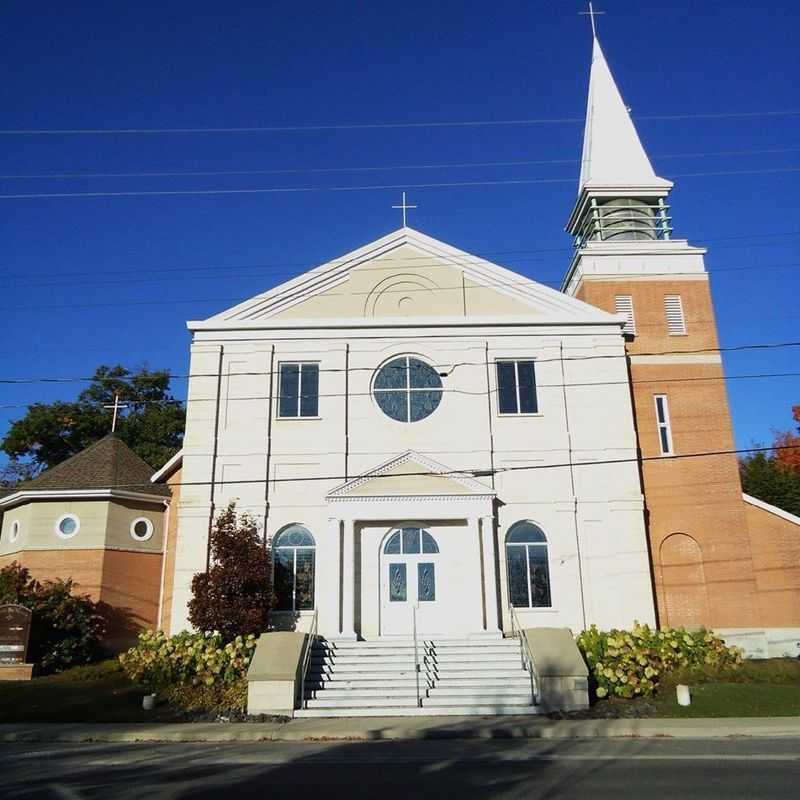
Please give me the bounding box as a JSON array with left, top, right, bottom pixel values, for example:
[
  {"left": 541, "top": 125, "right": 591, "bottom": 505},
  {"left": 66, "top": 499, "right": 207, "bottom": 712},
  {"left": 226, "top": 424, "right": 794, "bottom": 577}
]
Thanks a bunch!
[{"left": 1, "top": 0, "right": 798, "bottom": 458}]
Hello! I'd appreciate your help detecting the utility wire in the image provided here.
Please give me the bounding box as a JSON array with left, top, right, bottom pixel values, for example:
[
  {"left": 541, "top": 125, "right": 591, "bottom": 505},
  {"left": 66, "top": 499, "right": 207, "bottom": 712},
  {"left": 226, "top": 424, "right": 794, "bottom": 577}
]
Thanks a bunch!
[
  {"left": 3, "top": 228, "right": 799, "bottom": 286},
  {"left": 3, "top": 260, "right": 799, "bottom": 296},
  {"left": 3, "top": 369, "right": 799, "bottom": 411},
  {"left": 1, "top": 167, "right": 798, "bottom": 200},
  {"left": 12, "top": 444, "right": 796, "bottom": 492},
  {"left": 1, "top": 109, "right": 798, "bottom": 135},
  {"left": 0, "top": 340, "right": 798, "bottom": 385},
  {"left": 2, "top": 146, "right": 797, "bottom": 181}
]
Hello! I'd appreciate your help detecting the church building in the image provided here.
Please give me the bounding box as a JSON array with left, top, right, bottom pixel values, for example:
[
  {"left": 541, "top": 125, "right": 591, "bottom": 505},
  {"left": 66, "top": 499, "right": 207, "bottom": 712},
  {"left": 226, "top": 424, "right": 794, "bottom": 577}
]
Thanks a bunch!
[{"left": 162, "top": 29, "right": 799, "bottom": 664}]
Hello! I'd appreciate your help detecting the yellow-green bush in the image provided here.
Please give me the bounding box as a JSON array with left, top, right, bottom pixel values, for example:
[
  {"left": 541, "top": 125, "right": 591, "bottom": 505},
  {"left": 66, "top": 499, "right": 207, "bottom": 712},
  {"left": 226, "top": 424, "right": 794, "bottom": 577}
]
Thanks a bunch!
[
  {"left": 118, "top": 630, "right": 257, "bottom": 691},
  {"left": 161, "top": 679, "right": 248, "bottom": 714},
  {"left": 576, "top": 623, "right": 743, "bottom": 699}
]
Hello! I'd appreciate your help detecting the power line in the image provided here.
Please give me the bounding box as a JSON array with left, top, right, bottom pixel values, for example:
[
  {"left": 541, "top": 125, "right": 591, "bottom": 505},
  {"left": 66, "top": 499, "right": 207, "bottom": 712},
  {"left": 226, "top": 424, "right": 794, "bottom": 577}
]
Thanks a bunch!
[
  {"left": 1, "top": 167, "right": 798, "bottom": 201},
  {"left": 3, "top": 369, "right": 799, "bottom": 412},
  {"left": 3, "top": 260, "right": 799, "bottom": 312},
  {"left": 13, "top": 444, "right": 795, "bottom": 492},
  {"left": 0, "top": 340, "right": 798, "bottom": 385},
  {"left": 3, "top": 228, "right": 799, "bottom": 286},
  {"left": 2, "top": 146, "right": 797, "bottom": 181},
  {"left": 0, "top": 109, "right": 798, "bottom": 135}
]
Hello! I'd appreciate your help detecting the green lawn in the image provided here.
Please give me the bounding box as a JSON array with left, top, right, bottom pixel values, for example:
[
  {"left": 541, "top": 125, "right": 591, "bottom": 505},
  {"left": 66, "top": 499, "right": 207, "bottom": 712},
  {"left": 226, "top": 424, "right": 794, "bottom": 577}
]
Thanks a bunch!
[
  {"left": 652, "top": 682, "right": 800, "bottom": 717},
  {"left": 0, "top": 660, "right": 184, "bottom": 723},
  {"left": 637, "top": 658, "right": 800, "bottom": 718}
]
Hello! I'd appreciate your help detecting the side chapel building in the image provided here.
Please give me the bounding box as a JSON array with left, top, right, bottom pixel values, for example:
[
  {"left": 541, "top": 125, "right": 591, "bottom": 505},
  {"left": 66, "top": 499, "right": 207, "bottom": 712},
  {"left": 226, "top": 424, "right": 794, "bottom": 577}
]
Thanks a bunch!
[{"left": 1, "top": 31, "right": 798, "bottom": 661}]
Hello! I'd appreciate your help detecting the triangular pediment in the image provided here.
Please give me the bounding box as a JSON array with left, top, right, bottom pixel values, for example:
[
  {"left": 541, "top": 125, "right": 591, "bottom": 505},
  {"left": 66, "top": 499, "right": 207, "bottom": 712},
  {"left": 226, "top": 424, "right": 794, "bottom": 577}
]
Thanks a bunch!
[
  {"left": 191, "top": 227, "right": 620, "bottom": 329},
  {"left": 327, "top": 451, "right": 495, "bottom": 500}
]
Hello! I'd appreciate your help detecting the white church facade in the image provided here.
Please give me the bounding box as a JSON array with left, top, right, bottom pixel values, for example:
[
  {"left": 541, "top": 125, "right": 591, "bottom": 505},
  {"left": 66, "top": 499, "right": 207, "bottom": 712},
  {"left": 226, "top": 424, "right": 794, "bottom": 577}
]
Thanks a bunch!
[{"left": 169, "top": 227, "right": 657, "bottom": 640}]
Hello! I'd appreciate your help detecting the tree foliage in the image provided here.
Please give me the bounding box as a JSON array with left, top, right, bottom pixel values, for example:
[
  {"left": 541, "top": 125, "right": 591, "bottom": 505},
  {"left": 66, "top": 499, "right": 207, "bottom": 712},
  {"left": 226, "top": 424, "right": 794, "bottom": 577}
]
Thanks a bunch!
[
  {"left": 739, "top": 405, "right": 800, "bottom": 516},
  {"left": 0, "top": 562, "right": 107, "bottom": 673},
  {"left": 774, "top": 404, "right": 800, "bottom": 474},
  {"left": 188, "top": 504, "right": 275, "bottom": 641},
  {"left": 1, "top": 364, "right": 184, "bottom": 477},
  {"left": 740, "top": 451, "right": 800, "bottom": 517}
]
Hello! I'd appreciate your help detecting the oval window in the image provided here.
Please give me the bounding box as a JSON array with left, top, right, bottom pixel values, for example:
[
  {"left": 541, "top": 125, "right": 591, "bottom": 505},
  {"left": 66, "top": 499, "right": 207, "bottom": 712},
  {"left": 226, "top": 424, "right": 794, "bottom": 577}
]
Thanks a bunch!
[
  {"left": 130, "top": 517, "right": 154, "bottom": 542},
  {"left": 9, "top": 520, "right": 20, "bottom": 543},
  {"left": 372, "top": 356, "right": 442, "bottom": 423},
  {"left": 55, "top": 514, "right": 80, "bottom": 539}
]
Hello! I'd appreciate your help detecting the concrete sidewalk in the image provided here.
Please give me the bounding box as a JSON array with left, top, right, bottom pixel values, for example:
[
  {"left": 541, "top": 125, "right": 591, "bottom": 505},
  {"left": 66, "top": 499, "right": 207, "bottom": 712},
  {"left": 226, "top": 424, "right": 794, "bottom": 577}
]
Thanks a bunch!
[{"left": 2, "top": 716, "right": 800, "bottom": 743}]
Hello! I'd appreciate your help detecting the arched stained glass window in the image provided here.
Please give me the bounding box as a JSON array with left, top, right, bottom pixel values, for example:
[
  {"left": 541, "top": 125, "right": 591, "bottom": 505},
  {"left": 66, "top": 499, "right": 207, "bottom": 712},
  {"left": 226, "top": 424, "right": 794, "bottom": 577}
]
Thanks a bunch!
[
  {"left": 274, "top": 524, "right": 315, "bottom": 611},
  {"left": 505, "top": 521, "right": 551, "bottom": 608},
  {"left": 383, "top": 527, "right": 439, "bottom": 554}
]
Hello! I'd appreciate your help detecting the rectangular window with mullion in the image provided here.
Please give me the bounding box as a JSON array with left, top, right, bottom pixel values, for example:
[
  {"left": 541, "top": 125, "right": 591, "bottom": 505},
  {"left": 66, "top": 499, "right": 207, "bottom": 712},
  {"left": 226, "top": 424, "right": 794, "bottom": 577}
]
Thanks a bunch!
[
  {"left": 654, "top": 394, "right": 674, "bottom": 455},
  {"left": 496, "top": 360, "right": 538, "bottom": 415},
  {"left": 278, "top": 362, "right": 319, "bottom": 418}
]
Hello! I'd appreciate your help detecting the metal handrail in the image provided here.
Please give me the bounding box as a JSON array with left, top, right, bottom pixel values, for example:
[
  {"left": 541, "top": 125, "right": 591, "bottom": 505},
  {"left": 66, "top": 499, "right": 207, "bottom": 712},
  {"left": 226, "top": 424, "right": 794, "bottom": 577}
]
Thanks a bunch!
[
  {"left": 412, "top": 605, "right": 422, "bottom": 708},
  {"left": 508, "top": 605, "right": 540, "bottom": 706},
  {"left": 299, "top": 608, "right": 319, "bottom": 710}
]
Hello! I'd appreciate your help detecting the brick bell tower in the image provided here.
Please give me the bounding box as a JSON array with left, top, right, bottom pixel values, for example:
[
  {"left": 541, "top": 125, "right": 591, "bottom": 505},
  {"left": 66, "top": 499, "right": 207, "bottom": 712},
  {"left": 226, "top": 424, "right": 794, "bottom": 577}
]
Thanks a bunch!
[{"left": 561, "top": 33, "right": 761, "bottom": 632}]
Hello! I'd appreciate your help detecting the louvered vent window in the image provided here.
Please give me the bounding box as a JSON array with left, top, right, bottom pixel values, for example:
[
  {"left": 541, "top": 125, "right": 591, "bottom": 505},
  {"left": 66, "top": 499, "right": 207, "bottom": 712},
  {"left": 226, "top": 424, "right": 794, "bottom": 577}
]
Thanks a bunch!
[
  {"left": 615, "top": 295, "right": 636, "bottom": 335},
  {"left": 664, "top": 295, "right": 687, "bottom": 335}
]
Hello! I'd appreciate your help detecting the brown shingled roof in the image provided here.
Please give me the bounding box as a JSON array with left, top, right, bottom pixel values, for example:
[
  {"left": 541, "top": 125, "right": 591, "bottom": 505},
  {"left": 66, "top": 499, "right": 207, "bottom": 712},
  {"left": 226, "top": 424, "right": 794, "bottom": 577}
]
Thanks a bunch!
[{"left": 6, "top": 435, "right": 170, "bottom": 497}]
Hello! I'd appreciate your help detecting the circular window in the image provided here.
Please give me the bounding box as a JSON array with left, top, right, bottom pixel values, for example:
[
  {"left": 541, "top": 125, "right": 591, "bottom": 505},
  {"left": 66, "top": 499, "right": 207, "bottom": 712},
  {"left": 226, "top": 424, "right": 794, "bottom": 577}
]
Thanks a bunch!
[
  {"left": 130, "top": 517, "right": 154, "bottom": 542},
  {"left": 9, "top": 520, "right": 20, "bottom": 543},
  {"left": 55, "top": 514, "right": 80, "bottom": 539},
  {"left": 372, "top": 355, "right": 443, "bottom": 423}
]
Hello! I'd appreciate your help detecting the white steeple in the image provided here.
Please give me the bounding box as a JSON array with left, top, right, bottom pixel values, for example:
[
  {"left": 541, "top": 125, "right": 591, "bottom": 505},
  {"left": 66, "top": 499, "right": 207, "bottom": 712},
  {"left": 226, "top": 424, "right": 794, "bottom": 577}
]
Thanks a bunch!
[{"left": 579, "top": 35, "right": 672, "bottom": 191}]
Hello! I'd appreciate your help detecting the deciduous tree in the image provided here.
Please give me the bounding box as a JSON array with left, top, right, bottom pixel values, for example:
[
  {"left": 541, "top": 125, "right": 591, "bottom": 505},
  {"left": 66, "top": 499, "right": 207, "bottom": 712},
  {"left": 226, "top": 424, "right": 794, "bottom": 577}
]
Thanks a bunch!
[
  {"left": 1, "top": 364, "right": 184, "bottom": 477},
  {"left": 188, "top": 503, "right": 275, "bottom": 641}
]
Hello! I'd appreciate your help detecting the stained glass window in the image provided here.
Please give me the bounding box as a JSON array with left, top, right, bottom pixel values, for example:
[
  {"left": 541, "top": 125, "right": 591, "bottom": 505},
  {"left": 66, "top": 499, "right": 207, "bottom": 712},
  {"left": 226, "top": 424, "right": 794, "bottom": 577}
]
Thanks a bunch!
[
  {"left": 505, "top": 521, "right": 551, "bottom": 608},
  {"left": 274, "top": 524, "right": 315, "bottom": 611},
  {"left": 389, "top": 563, "right": 407, "bottom": 602},
  {"left": 383, "top": 527, "right": 439, "bottom": 555},
  {"left": 373, "top": 356, "right": 442, "bottom": 422},
  {"left": 418, "top": 563, "right": 435, "bottom": 602}
]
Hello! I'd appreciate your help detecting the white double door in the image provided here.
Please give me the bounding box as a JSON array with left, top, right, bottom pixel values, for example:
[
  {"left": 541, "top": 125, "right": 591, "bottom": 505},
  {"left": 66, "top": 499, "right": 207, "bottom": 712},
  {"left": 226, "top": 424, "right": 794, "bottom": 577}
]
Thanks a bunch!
[{"left": 379, "top": 526, "right": 442, "bottom": 636}]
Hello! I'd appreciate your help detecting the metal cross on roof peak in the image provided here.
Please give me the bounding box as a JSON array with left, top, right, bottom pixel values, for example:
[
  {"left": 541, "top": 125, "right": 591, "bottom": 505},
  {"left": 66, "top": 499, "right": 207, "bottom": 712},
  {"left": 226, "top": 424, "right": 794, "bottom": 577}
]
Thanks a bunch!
[
  {"left": 103, "top": 393, "right": 129, "bottom": 433},
  {"left": 579, "top": 1, "right": 605, "bottom": 38},
  {"left": 392, "top": 192, "right": 417, "bottom": 227}
]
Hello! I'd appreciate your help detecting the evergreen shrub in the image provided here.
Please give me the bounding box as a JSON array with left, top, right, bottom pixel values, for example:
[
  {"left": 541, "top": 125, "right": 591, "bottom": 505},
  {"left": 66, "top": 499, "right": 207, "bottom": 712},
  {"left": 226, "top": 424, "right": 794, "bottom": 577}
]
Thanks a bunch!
[{"left": 576, "top": 623, "right": 743, "bottom": 699}]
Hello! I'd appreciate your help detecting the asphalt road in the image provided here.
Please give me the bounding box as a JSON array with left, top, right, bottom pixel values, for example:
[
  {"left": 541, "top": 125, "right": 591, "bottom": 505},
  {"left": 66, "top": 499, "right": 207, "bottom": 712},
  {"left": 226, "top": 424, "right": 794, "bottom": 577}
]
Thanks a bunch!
[{"left": 2, "top": 738, "right": 799, "bottom": 799}]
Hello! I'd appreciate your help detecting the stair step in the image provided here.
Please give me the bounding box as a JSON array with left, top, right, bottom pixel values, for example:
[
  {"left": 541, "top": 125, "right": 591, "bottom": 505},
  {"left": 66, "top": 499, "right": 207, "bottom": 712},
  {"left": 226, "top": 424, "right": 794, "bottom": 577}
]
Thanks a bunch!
[
  {"left": 305, "top": 687, "right": 422, "bottom": 699},
  {"left": 295, "top": 705, "right": 542, "bottom": 718},
  {"left": 304, "top": 696, "right": 422, "bottom": 709}
]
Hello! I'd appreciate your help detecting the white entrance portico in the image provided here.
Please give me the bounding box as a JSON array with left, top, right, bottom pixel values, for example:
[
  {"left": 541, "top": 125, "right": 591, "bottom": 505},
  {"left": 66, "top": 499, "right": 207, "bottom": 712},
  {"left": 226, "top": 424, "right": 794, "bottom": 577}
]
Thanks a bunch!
[{"left": 325, "top": 451, "right": 499, "bottom": 640}]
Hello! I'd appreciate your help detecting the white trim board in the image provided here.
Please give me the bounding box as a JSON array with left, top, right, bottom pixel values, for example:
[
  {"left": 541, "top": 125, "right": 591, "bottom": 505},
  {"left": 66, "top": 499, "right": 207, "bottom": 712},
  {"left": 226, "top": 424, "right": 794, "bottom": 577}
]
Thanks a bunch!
[{"left": 743, "top": 493, "right": 800, "bottom": 526}]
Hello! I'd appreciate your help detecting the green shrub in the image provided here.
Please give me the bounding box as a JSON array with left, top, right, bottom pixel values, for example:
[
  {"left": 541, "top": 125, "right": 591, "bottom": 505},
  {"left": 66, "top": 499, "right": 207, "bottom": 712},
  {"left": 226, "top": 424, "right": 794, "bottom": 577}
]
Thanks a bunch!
[
  {"left": 161, "top": 679, "right": 248, "bottom": 714},
  {"left": 0, "top": 562, "right": 106, "bottom": 673},
  {"left": 576, "top": 623, "right": 743, "bottom": 699},
  {"left": 118, "top": 629, "right": 257, "bottom": 691}
]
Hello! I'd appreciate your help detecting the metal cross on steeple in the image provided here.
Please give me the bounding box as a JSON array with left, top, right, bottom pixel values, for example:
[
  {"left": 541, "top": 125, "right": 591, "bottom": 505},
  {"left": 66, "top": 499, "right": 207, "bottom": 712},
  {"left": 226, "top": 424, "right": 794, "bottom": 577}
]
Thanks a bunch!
[
  {"left": 392, "top": 192, "right": 417, "bottom": 227},
  {"left": 579, "top": 1, "right": 605, "bottom": 38},
  {"left": 103, "top": 393, "right": 128, "bottom": 433}
]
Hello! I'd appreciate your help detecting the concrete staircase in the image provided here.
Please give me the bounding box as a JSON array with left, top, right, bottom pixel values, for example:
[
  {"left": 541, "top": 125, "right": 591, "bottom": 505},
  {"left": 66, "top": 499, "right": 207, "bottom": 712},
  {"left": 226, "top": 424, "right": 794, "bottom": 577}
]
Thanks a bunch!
[{"left": 295, "top": 636, "right": 541, "bottom": 717}]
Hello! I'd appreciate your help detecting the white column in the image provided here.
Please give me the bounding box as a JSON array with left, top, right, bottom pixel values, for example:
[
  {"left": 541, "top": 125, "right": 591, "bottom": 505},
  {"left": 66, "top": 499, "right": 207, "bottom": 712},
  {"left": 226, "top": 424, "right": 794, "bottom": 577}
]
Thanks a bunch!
[
  {"left": 480, "top": 515, "right": 501, "bottom": 632},
  {"left": 340, "top": 518, "right": 357, "bottom": 640}
]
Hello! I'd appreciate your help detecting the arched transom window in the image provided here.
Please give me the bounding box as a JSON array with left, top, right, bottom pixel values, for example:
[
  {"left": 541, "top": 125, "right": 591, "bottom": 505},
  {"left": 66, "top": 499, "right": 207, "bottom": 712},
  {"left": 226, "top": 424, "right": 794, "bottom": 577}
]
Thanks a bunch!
[
  {"left": 274, "top": 524, "right": 315, "bottom": 611},
  {"left": 506, "top": 521, "right": 551, "bottom": 608},
  {"left": 383, "top": 527, "right": 440, "bottom": 555}
]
